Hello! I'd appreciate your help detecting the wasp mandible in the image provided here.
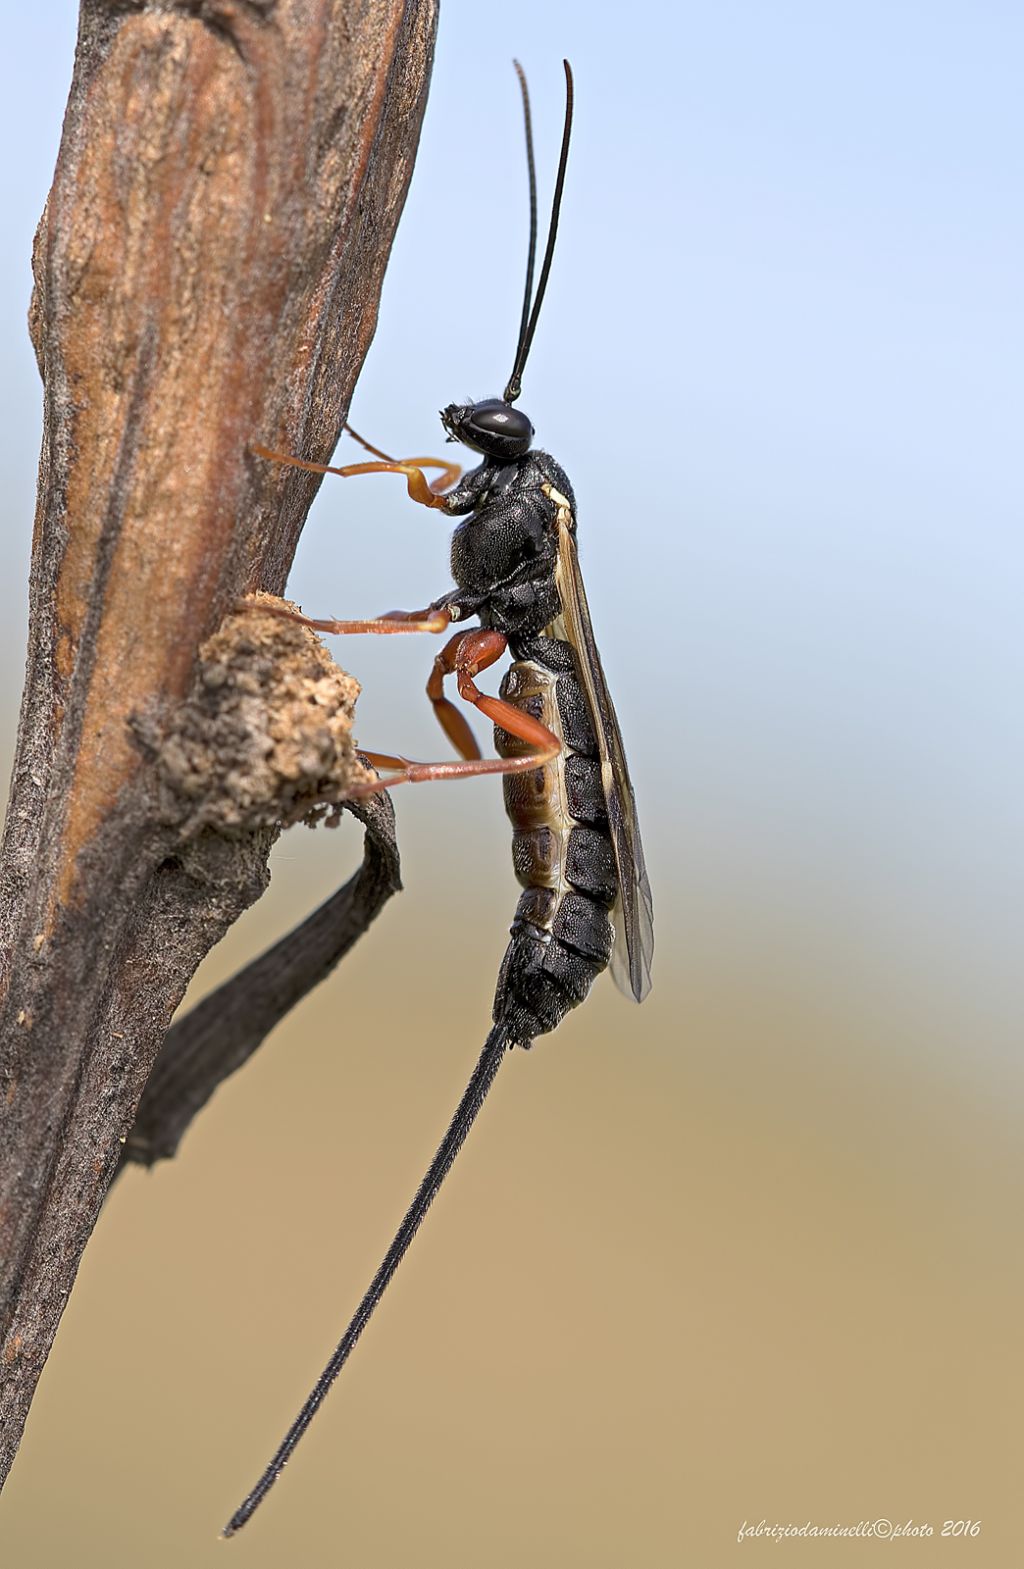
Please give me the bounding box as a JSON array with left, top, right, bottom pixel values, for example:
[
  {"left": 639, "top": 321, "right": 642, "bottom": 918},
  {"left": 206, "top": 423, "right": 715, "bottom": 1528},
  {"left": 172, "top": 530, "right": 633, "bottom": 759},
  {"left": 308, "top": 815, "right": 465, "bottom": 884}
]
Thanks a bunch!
[{"left": 227, "top": 59, "right": 654, "bottom": 1535}]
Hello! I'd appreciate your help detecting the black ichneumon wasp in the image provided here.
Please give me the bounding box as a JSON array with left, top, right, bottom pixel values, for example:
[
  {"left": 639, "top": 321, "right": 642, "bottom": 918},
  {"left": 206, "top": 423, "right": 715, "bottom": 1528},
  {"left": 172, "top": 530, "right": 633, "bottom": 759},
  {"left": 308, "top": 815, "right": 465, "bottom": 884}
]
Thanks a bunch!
[{"left": 226, "top": 58, "right": 654, "bottom": 1536}]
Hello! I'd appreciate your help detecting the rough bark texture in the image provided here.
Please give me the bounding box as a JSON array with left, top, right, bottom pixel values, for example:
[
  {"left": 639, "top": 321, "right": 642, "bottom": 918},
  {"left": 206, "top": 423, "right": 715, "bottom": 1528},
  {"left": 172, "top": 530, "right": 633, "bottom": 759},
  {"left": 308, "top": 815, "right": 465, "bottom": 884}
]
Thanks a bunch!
[{"left": 0, "top": 0, "right": 437, "bottom": 1488}]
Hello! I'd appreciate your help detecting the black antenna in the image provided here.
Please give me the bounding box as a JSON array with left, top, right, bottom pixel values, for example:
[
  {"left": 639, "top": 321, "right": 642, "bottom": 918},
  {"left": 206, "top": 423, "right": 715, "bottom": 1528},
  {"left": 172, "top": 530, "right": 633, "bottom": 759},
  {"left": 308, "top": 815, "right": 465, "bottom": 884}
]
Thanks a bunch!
[
  {"left": 504, "top": 59, "right": 574, "bottom": 405},
  {"left": 223, "top": 1025, "right": 510, "bottom": 1536},
  {"left": 510, "top": 60, "right": 539, "bottom": 393}
]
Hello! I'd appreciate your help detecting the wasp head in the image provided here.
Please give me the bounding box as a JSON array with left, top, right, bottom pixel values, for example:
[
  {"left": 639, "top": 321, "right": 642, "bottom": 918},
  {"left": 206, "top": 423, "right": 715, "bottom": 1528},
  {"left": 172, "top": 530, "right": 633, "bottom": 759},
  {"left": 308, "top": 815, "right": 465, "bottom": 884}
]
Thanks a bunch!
[{"left": 440, "top": 399, "right": 534, "bottom": 461}]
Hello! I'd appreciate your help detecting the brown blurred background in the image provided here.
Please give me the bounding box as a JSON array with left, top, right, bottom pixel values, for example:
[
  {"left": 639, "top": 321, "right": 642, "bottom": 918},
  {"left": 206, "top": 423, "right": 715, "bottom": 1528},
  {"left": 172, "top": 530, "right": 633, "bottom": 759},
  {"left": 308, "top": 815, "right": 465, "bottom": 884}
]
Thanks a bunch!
[{"left": 5, "top": 820, "right": 1020, "bottom": 1564}]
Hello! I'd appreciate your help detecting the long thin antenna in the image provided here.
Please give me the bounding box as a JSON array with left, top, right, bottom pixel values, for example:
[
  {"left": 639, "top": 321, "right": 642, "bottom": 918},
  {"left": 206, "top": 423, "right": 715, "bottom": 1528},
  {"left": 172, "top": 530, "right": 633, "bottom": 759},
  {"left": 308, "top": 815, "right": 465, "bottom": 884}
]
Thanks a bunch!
[
  {"left": 510, "top": 60, "right": 539, "bottom": 395},
  {"left": 223, "top": 1025, "right": 510, "bottom": 1536},
  {"left": 343, "top": 421, "right": 395, "bottom": 463},
  {"left": 504, "top": 59, "right": 574, "bottom": 405}
]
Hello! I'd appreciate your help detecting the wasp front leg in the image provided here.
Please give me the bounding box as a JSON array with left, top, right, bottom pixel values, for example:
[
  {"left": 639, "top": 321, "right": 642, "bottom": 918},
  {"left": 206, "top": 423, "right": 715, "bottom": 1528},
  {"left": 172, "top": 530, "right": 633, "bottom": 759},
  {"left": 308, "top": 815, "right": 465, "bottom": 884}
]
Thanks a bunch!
[
  {"left": 340, "top": 423, "right": 463, "bottom": 499},
  {"left": 252, "top": 443, "right": 460, "bottom": 511}
]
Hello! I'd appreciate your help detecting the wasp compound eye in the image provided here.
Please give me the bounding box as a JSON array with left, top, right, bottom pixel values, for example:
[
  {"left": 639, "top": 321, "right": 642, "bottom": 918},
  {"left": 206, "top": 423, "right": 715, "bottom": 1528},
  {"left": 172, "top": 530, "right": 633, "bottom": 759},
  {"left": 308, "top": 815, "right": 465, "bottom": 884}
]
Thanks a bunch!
[
  {"left": 470, "top": 401, "right": 533, "bottom": 445},
  {"left": 442, "top": 399, "right": 534, "bottom": 459}
]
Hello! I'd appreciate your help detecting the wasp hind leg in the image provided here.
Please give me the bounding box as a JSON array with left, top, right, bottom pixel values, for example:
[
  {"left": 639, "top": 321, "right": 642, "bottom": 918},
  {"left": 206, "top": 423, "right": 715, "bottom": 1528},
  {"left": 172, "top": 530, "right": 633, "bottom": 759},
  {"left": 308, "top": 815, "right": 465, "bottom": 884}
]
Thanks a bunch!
[
  {"left": 427, "top": 630, "right": 484, "bottom": 759},
  {"left": 349, "top": 629, "right": 561, "bottom": 797}
]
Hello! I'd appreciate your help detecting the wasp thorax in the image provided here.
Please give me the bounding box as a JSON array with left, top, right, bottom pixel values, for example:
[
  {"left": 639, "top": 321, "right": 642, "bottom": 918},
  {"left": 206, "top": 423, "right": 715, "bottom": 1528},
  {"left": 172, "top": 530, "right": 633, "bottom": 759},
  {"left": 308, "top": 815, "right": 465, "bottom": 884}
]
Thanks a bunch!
[{"left": 440, "top": 399, "right": 534, "bottom": 460}]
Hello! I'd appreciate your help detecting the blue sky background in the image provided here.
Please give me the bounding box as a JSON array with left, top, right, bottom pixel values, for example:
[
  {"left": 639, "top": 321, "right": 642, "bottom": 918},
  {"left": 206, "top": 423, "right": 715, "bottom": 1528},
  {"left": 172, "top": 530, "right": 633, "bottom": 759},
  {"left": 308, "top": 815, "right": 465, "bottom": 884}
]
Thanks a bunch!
[
  {"left": 2, "top": 3, "right": 1020, "bottom": 1081},
  {"left": 1, "top": 5, "right": 1023, "bottom": 1565}
]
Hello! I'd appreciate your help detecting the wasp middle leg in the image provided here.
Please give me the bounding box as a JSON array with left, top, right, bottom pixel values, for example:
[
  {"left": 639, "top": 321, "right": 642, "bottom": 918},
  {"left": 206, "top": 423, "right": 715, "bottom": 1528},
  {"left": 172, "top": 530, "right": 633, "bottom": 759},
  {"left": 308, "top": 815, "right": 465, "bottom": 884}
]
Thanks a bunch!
[{"left": 251, "top": 601, "right": 454, "bottom": 638}]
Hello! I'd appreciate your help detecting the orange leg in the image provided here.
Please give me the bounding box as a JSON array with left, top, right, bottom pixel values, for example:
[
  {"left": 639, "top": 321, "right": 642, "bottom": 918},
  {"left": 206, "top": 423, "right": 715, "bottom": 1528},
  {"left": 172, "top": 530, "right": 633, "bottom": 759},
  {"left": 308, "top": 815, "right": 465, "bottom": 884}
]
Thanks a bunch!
[
  {"left": 358, "top": 750, "right": 416, "bottom": 772},
  {"left": 348, "top": 630, "right": 561, "bottom": 798},
  {"left": 427, "top": 632, "right": 484, "bottom": 760},
  {"left": 252, "top": 444, "right": 459, "bottom": 509},
  {"left": 343, "top": 424, "right": 462, "bottom": 497},
  {"left": 250, "top": 600, "right": 453, "bottom": 637}
]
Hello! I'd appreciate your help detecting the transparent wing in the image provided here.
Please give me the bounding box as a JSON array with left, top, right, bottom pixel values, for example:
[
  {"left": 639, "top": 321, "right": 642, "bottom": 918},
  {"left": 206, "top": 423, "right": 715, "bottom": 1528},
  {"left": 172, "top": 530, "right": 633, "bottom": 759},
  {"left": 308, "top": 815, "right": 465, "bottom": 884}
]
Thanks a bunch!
[{"left": 554, "top": 519, "right": 654, "bottom": 1002}]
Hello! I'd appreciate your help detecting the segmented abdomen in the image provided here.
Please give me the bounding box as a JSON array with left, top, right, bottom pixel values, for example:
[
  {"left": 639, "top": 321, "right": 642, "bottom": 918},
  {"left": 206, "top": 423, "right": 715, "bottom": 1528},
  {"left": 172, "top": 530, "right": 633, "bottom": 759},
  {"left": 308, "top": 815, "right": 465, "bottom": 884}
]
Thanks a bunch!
[{"left": 491, "top": 638, "right": 616, "bottom": 1047}]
